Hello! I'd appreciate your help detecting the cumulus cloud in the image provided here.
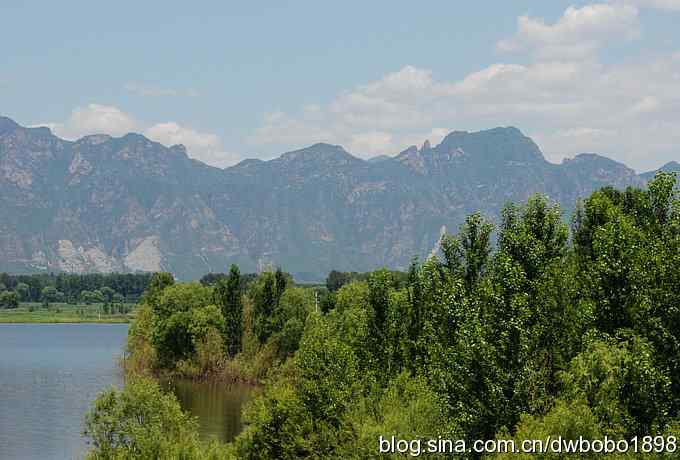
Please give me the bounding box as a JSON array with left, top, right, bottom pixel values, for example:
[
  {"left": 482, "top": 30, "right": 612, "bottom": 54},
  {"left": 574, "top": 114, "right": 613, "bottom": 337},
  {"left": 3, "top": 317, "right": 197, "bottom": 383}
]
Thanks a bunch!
[
  {"left": 349, "top": 131, "right": 394, "bottom": 155},
  {"left": 47, "top": 104, "right": 138, "bottom": 140},
  {"left": 250, "top": 3, "right": 680, "bottom": 170},
  {"left": 42, "top": 105, "right": 241, "bottom": 168},
  {"left": 145, "top": 122, "right": 220, "bottom": 152},
  {"left": 497, "top": 3, "right": 639, "bottom": 60},
  {"left": 144, "top": 122, "right": 240, "bottom": 167}
]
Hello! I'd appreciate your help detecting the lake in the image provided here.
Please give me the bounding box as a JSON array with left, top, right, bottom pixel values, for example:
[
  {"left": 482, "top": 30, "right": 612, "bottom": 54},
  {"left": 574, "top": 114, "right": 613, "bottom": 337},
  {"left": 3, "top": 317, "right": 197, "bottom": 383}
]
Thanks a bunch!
[{"left": 0, "top": 324, "right": 252, "bottom": 460}]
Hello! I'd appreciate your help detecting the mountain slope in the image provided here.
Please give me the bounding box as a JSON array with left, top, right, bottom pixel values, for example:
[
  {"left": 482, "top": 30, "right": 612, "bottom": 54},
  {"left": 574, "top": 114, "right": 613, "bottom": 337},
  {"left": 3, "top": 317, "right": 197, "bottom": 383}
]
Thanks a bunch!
[
  {"left": 0, "top": 116, "right": 668, "bottom": 280},
  {"left": 640, "top": 161, "right": 680, "bottom": 182}
]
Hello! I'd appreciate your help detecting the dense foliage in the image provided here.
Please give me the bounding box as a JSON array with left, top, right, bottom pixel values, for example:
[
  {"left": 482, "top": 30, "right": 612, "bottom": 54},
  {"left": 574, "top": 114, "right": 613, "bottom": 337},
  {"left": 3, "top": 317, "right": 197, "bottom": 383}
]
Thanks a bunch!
[
  {"left": 95, "top": 173, "right": 680, "bottom": 459},
  {"left": 0, "top": 272, "right": 152, "bottom": 306},
  {"left": 83, "top": 377, "right": 232, "bottom": 459}
]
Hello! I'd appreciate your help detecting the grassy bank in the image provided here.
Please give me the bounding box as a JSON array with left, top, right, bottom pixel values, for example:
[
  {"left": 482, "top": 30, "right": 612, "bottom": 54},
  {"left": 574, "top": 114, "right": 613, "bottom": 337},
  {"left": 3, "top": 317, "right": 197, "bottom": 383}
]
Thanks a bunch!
[{"left": 0, "top": 302, "right": 136, "bottom": 323}]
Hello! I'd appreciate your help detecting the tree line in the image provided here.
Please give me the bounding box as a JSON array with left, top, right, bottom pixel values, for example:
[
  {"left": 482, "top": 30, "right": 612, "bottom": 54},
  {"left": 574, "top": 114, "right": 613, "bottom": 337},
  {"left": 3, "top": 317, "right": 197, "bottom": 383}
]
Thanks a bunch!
[
  {"left": 86, "top": 172, "right": 680, "bottom": 459},
  {"left": 0, "top": 272, "right": 153, "bottom": 308}
]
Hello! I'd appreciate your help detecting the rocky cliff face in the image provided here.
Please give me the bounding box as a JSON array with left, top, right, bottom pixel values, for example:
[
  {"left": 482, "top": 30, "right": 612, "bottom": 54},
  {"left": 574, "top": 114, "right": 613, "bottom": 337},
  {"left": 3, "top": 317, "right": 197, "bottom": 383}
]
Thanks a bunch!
[{"left": 0, "top": 116, "right": 671, "bottom": 281}]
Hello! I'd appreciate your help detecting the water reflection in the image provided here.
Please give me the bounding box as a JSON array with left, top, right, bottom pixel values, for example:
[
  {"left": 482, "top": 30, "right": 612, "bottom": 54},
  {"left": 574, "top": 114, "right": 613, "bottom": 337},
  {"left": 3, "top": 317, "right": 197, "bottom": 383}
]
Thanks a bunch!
[{"left": 163, "top": 379, "right": 256, "bottom": 442}]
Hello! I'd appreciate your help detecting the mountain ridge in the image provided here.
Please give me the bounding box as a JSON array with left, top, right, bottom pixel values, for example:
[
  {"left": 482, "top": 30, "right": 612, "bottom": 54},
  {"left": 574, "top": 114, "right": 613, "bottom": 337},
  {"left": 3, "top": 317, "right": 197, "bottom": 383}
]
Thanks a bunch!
[{"left": 0, "top": 116, "right": 674, "bottom": 281}]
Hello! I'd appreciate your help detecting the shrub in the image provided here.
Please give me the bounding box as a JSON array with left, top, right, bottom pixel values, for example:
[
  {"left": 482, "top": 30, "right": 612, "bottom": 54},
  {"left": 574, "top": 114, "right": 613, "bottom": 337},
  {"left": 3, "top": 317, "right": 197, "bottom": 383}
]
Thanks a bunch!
[{"left": 83, "top": 377, "right": 203, "bottom": 459}]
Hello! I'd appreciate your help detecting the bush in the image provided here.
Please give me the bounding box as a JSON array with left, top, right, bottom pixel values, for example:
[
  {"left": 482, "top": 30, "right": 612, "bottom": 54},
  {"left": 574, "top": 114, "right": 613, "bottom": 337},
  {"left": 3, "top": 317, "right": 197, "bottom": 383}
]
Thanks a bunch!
[
  {"left": 235, "top": 383, "right": 315, "bottom": 459},
  {"left": 0, "top": 290, "right": 19, "bottom": 309},
  {"left": 491, "top": 399, "right": 603, "bottom": 460},
  {"left": 195, "top": 326, "right": 226, "bottom": 376},
  {"left": 343, "top": 372, "right": 448, "bottom": 459},
  {"left": 83, "top": 377, "right": 203, "bottom": 459},
  {"left": 124, "top": 305, "right": 158, "bottom": 375},
  {"left": 559, "top": 334, "right": 671, "bottom": 436}
]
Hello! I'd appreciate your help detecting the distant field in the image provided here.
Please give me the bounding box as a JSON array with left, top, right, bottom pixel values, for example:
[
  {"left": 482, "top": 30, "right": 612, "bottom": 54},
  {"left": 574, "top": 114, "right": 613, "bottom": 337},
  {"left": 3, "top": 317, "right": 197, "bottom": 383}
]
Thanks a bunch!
[{"left": 0, "top": 302, "right": 137, "bottom": 323}]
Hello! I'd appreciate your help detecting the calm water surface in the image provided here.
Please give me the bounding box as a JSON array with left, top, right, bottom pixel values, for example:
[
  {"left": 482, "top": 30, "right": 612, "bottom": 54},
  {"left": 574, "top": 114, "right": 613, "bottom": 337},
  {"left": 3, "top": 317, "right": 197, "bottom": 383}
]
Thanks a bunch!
[
  {"left": 164, "top": 379, "right": 255, "bottom": 442},
  {"left": 0, "top": 324, "right": 253, "bottom": 460}
]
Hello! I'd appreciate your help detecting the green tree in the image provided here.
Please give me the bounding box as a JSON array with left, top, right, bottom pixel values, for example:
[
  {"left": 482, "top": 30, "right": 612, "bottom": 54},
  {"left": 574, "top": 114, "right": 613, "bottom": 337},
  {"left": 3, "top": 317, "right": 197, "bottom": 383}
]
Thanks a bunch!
[
  {"left": 214, "top": 264, "right": 243, "bottom": 357},
  {"left": 149, "top": 283, "right": 217, "bottom": 367},
  {"left": 498, "top": 195, "right": 568, "bottom": 283},
  {"left": 253, "top": 272, "right": 277, "bottom": 344},
  {"left": 492, "top": 399, "right": 603, "bottom": 460},
  {"left": 341, "top": 372, "right": 447, "bottom": 459},
  {"left": 648, "top": 171, "right": 677, "bottom": 229},
  {"left": 235, "top": 313, "right": 362, "bottom": 458},
  {"left": 326, "top": 270, "right": 351, "bottom": 292},
  {"left": 456, "top": 212, "right": 494, "bottom": 292},
  {"left": 144, "top": 272, "right": 175, "bottom": 313},
  {"left": 15, "top": 282, "right": 30, "bottom": 301},
  {"left": 91, "top": 289, "right": 105, "bottom": 304},
  {"left": 80, "top": 290, "right": 94, "bottom": 304},
  {"left": 83, "top": 377, "right": 203, "bottom": 459},
  {"left": 100, "top": 286, "right": 116, "bottom": 305},
  {"left": 274, "top": 268, "right": 288, "bottom": 301},
  {"left": 236, "top": 383, "right": 314, "bottom": 459},
  {"left": 41, "top": 286, "right": 60, "bottom": 308},
  {"left": 367, "top": 269, "right": 392, "bottom": 371},
  {"left": 0, "top": 290, "right": 19, "bottom": 309},
  {"left": 560, "top": 334, "right": 671, "bottom": 437},
  {"left": 276, "top": 287, "right": 313, "bottom": 356},
  {"left": 112, "top": 292, "right": 125, "bottom": 311}
]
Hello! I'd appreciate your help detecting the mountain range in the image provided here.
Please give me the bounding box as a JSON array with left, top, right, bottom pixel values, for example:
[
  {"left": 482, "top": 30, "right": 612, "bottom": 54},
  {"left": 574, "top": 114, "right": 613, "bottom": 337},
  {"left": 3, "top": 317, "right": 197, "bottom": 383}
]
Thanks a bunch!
[{"left": 1, "top": 116, "right": 677, "bottom": 281}]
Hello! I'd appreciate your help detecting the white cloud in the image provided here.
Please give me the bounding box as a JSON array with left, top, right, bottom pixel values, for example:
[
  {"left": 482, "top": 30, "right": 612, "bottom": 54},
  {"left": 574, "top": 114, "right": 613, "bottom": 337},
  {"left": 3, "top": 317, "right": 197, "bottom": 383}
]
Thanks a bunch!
[
  {"left": 349, "top": 131, "right": 394, "bottom": 156},
  {"left": 497, "top": 3, "right": 639, "bottom": 60},
  {"left": 249, "top": 3, "right": 680, "bottom": 171},
  {"left": 627, "top": 96, "right": 661, "bottom": 115},
  {"left": 124, "top": 82, "right": 200, "bottom": 98},
  {"left": 145, "top": 122, "right": 220, "bottom": 152},
  {"left": 48, "top": 104, "right": 138, "bottom": 140},
  {"left": 144, "top": 122, "right": 240, "bottom": 167},
  {"left": 42, "top": 105, "right": 241, "bottom": 168}
]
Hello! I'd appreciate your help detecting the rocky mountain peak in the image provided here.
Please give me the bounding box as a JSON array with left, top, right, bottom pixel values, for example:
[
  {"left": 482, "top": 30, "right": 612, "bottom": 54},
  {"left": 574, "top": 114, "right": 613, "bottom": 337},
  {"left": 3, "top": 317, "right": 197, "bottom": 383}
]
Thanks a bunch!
[
  {"left": 562, "top": 153, "right": 633, "bottom": 171},
  {"left": 170, "top": 144, "right": 188, "bottom": 155},
  {"left": 397, "top": 145, "right": 419, "bottom": 158},
  {"left": 396, "top": 145, "right": 425, "bottom": 173},
  {"left": 277, "top": 143, "right": 361, "bottom": 168},
  {"left": 0, "top": 116, "right": 20, "bottom": 134},
  {"left": 435, "top": 126, "right": 544, "bottom": 164},
  {"left": 78, "top": 134, "right": 112, "bottom": 146},
  {"left": 639, "top": 160, "right": 680, "bottom": 181},
  {"left": 231, "top": 158, "right": 264, "bottom": 169},
  {"left": 660, "top": 161, "right": 680, "bottom": 170},
  {"left": 560, "top": 152, "right": 640, "bottom": 191}
]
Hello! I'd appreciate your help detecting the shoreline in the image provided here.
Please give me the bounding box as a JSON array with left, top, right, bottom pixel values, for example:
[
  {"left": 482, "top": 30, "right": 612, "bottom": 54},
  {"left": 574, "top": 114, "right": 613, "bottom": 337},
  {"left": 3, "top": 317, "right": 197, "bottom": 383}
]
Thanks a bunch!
[
  {"left": 124, "top": 362, "right": 263, "bottom": 387},
  {"left": 0, "top": 320, "right": 131, "bottom": 324},
  {"left": 0, "top": 304, "right": 136, "bottom": 324},
  {"left": 0, "top": 316, "right": 132, "bottom": 324}
]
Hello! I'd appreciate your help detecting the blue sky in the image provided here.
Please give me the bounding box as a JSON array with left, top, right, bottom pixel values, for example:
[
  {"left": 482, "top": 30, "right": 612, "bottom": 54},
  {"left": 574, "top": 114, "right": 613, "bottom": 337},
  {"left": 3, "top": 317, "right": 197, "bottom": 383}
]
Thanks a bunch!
[{"left": 2, "top": 1, "right": 679, "bottom": 170}]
